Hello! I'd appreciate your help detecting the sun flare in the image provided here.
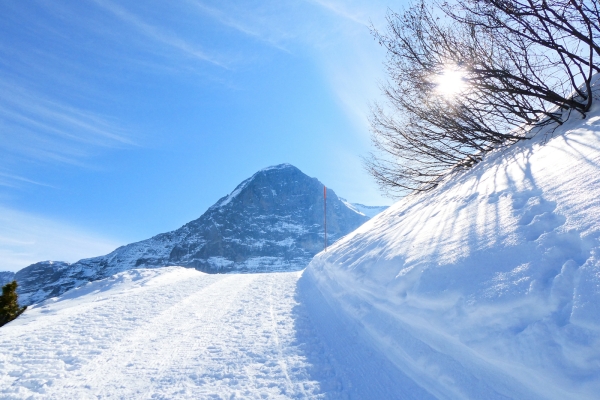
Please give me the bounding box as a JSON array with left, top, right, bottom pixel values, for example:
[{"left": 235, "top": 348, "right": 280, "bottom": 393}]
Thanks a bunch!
[{"left": 434, "top": 66, "right": 468, "bottom": 98}]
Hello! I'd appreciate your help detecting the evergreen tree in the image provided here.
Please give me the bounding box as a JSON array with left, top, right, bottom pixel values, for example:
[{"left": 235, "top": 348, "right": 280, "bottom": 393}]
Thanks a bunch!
[{"left": 0, "top": 280, "right": 27, "bottom": 327}]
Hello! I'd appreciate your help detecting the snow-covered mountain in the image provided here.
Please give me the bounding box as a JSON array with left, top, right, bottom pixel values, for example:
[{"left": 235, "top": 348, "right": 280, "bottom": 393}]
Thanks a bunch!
[
  {"left": 14, "top": 164, "right": 374, "bottom": 305},
  {"left": 0, "top": 271, "right": 15, "bottom": 287},
  {"left": 339, "top": 198, "right": 388, "bottom": 218}
]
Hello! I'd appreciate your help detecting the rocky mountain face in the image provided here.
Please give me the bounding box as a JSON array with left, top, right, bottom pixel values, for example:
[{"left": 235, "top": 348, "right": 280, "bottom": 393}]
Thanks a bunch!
[{"left": 15, "top": 164, "right": 382, "bottom": 305}]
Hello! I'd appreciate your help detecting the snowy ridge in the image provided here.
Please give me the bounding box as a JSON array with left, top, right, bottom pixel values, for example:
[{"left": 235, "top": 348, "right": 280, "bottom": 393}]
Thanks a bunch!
[
  {"left": 340, "top": 197, "right": 388, "bottom": 218},
  {"left": 213, "top": 176, "right": 253, "bottom": 209},
  {"left": 5, "top": 122, "right": 600, "bottom": 399},
  {"left": 259, "top": 163, "right": 295, "bottom": 172},
  {"left": 306, "top": 104, "right": 600, "bottom": 398}
]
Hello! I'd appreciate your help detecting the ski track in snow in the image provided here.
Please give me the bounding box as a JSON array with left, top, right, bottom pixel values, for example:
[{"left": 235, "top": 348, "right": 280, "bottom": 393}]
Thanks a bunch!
[{"left": 0, "top": 267, "right": 415, "bottom": 399}]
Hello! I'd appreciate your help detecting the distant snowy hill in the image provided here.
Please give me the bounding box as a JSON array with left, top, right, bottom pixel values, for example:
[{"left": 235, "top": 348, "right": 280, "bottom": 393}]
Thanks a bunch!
[
  {"left": 0, "top": 271, "right": 15, "bottom": 287},
  {"left": 339, "top": 198, "right": 388, "bottom": 218},
  {"left": 306, "top": 104, "right": 600, "bottom": 398},
  {"left": 15, "top": 164, "right": 377, "bottom": 305}
]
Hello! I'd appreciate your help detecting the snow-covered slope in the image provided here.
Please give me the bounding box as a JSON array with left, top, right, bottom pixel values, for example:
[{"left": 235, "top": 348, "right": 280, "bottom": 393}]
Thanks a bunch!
[
  {"left": 306, "top": 106, "right": 600, "bottom": 398},
  {"left": 15, "top": 164, "right": 374, "bottom": 305}
]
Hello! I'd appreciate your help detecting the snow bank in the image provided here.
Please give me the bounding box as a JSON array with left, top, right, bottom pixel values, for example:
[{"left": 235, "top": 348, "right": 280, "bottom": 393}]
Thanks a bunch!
[{"left": 306, "top": 105, "right": 600, "bottom": 399}]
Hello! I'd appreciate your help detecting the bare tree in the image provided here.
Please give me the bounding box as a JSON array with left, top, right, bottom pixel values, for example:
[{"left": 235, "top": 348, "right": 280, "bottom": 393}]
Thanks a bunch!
[{"left": 367, "top": 0, "right": 599, "bottom": 196}]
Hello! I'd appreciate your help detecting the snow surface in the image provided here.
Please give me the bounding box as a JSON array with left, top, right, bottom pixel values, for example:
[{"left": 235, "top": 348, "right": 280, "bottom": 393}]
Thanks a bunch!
[
  {"left": 307, "top": 103, "right": 600, "bottom": 399},
  {"left": 0, "top": 267, "right": 422, "bottom": 399}
]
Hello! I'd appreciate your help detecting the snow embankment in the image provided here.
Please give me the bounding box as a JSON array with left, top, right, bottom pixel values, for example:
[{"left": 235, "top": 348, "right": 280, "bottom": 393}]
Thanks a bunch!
[{"left": 307, "top": 106, "right": 600, "bottom": 399}]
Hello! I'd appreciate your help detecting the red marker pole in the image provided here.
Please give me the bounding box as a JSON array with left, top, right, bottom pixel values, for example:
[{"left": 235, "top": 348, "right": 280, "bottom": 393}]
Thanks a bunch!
[{"left": 324, "top": 185, "right": 327, "bottom": 252}]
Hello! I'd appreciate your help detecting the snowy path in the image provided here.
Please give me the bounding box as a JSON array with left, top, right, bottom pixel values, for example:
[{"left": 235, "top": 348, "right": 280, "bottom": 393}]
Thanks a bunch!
[{"left": 0, "top": 267, "right": 416, "bottom": 399}]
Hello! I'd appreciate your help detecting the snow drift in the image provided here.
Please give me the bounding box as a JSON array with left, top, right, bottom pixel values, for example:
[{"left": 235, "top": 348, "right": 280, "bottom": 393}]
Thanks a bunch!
[{"left": 306, "top": 104, "right": 600, "bottom": 398}]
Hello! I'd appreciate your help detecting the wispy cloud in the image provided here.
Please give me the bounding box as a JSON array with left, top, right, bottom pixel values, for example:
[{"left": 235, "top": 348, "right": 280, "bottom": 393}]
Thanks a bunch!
[
  {"left": 91, "top": 0, "right": 228, "bottom": 68},
  {"left": 305, "top": 0, "right": 369, "bottom": 26},
  {"left": 284, "top": 0, "right": 386, "bottom": 134},
  {"left": 0, "top": 86, "right": 132, "bottom": 146},
  {"left": 0, "top": 206, "right": 121, "bottom": 272},
  {"left": 186, "top": 1, "right": 291, "bottom": 53},
  {"left": 0, "top": 172, "right": 55, "bottom": 189},
  {"left": 0, "top": 80, "right": 134, "bottom": 171}
]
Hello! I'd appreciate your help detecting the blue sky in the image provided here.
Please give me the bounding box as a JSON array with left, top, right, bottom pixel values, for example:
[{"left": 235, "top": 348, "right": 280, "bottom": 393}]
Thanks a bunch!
[{"left": 0, "top": 0, "right": 397, "bottom": 272}]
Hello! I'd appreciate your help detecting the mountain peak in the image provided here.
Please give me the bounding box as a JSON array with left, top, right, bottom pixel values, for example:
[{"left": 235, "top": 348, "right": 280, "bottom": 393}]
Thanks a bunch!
[
  {"left": 213, "top": 164, "right": 310, "bottom": 209},
  {"left": 259, "top": 163, "right": 298, "bottom": 173},
  {"left": 15, "top": 164, "right": 378, "bottom": 305}
]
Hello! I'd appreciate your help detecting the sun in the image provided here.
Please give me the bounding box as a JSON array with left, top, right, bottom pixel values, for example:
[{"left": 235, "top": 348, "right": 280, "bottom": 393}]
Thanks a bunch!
[{"left": 434, "top": 66, "right": 468, "bottom": 98}]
